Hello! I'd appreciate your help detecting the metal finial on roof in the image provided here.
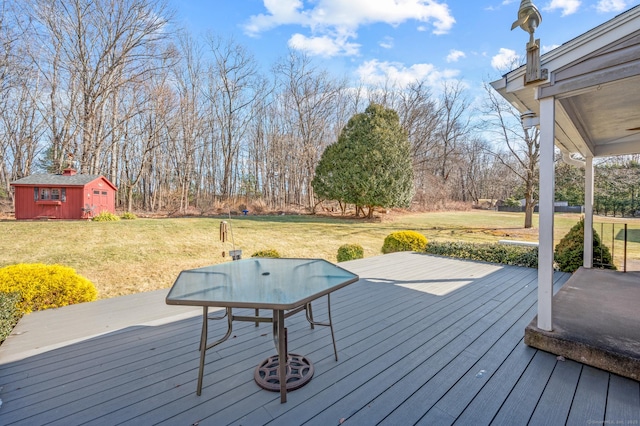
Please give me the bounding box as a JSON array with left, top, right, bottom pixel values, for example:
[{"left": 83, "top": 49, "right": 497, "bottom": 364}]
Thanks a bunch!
[
  {"left": 511, "top": 0, "right": 547, "bottom": 84},
  {"left": 511, "top": 0, "right": 542, "bottom": 44}
]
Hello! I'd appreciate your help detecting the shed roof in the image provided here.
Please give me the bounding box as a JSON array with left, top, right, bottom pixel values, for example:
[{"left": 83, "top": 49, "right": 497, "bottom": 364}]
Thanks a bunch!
[{"left": 11, "top": 173, "right": 117, "bottom": 190}]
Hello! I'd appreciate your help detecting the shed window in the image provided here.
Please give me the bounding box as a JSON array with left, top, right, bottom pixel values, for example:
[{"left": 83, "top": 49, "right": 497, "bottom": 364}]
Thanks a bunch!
[{"left": 37, "top": 187, "right": 66, "bottom": 202}]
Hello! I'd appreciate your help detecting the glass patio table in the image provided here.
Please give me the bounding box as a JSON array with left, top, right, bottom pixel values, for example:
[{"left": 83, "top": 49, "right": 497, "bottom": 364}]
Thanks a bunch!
[{"left": 165, "top": 257, "right": 359, "bottom": 403}]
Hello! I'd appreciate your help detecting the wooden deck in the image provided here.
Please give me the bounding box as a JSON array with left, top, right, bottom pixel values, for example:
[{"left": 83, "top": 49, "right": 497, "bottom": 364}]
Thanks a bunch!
[{"left": 0, "top": 252, "right": 638, "bottom": 425}]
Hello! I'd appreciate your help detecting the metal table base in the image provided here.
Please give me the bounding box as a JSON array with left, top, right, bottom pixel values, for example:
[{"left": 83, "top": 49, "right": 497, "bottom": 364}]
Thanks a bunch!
[
  {"left": 197, "top": 294, "right": 336, "bottom": 403},
  {"left": 254, "top": 353, "right": 314, "bottom": 391}
]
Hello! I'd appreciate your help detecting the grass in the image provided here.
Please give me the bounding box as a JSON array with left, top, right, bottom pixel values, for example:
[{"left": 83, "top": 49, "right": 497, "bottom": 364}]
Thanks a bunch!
[{"left": 1, "top": 210, "right": 638, "bottom": 299}]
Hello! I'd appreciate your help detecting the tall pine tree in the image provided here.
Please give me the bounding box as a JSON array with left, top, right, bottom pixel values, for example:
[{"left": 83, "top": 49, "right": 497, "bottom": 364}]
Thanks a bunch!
[{"left": 312, "top": 103, "right": 414, "bottom": 218}]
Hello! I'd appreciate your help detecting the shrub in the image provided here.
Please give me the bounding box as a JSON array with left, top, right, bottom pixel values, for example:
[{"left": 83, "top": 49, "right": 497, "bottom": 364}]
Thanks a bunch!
[
  {"left": 337, "top": 244, "right": 364, "bottom": 262},
  {"left": 92, "top": 211, "right": 120, "bottom": 222},
  {"left": 0, "top": 292, "right": 22, "bottom": 343},
  {"left": 251, "top": 249, "right": 281, "bottom": 258},
  {"left": 554, "top": 218, "right": 615, "bottom": 273},
  {"left": 0, "top": 263, "right": 98, "bottom": 314},
  {"left": 120, "top": 212, "right": 137, "bottom": 220},
  {"left": 503, "top": 197, "right": 522, "bottom": 207},
  {"left": 381, "top": 231, "right": 428, "bottom": 254},
  {"left": 425, "top": 241, "right": 539, "bottom": 268}
]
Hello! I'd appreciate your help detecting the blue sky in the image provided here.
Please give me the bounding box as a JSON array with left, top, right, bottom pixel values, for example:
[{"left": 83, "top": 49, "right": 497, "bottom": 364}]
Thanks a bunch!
[{"left": 169, "top": 0, "right": 638, "bottom": 92}]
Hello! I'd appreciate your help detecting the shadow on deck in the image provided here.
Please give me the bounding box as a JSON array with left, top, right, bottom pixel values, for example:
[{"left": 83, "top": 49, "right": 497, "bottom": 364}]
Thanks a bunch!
[{"left": 525, "top": 267, "right": 640, "bottom": 381}]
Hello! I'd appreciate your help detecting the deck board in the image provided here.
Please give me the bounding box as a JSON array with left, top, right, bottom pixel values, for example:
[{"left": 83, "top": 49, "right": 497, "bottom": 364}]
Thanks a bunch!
[
  {"left": 1, "top": 252, "right": 638, "bottom": 426},
  {"left": 528, "top": 358, "right": 582, "bottom": 425},
  {"left": 566, "top": 366, "right": 609, "bottom": 425},
  {"left": 606, "top": 374, "right": 640, "bottom": 423}
]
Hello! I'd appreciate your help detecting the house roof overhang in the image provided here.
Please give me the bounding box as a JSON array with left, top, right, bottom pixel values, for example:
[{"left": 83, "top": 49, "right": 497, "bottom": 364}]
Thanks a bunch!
[{"left": 490, "top": 5, "right": 640, "bottom": 158}]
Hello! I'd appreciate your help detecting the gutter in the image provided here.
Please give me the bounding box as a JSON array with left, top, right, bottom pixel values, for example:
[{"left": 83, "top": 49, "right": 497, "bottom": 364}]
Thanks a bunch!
[{"left": 560, "top": 149, "right": 586, "bottom": 168}]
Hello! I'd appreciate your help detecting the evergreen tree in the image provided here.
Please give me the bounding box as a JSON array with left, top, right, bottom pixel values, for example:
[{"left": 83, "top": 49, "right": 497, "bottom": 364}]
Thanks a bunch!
[
  {"left": 554, "top": 218, "right": 615, "bottom": 272},
  {"left": 312, "top": 103, "right": 414, "bottom": 218}
]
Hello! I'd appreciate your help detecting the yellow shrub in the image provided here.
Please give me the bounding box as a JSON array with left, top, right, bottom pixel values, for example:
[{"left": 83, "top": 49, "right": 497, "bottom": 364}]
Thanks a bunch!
[
  {"left": 0, "top": 263, "right": 98, "bottom": 314},
  {"left": 381, "top": 230, "right": 428, "bottom": 254}
]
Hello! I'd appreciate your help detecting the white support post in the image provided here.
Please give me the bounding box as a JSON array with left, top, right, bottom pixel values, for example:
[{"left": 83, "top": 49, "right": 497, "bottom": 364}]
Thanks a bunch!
[
  {"left": 584, "top": 156, "right": 594, "bottom": 268},
  {"left": 537, "top": 97, "right": 555, "bottom": 332}
]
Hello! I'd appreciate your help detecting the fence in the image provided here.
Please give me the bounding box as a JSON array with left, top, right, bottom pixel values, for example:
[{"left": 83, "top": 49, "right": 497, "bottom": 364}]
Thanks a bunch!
[
  {"left": 497, "top": 205, "right": 584, "bottom": 213},
  {"left": 594, "top": 222, "right": 629, "bottom": 272}
]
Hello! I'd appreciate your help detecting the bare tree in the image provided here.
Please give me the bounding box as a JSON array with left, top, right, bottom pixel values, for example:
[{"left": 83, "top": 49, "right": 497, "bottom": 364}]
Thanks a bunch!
[
  {"left": 398, "top": 81, "right": 440, "bottom": 165},
  {"left": 0, "top": 4, "right": 20, "bottom": 197},
  {"left": 434, "top": 81, "right": 472, "bottom": 183},
  {"left": 274, "top": 51, "right": 345, "bottom": 210},
  {"left": 117, "top": 49, "right": 176, "bottom": 212},
  {"left": 482, "top": 81, "right": 540, "bottom": 228},
  {"left": 0, "top": 3, "right": 45, "bottom": 201},
  {"left": 27, "top": 0, "right": 173, "bottom": 174},
  {"left": 204, "top": 34, "right": 267, "bottom": 200},
  {"left": 170, "top": 32, "right": 205, "bottom": 213}
]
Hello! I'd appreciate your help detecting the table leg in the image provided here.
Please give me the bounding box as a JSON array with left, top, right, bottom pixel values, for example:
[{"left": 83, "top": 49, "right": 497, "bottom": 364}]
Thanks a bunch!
[
  {"left": 197, "top": 306, "right": 208, "bottom": 395},
  {"left": 196, "top": 307, "right": 233, "bottom": 396},
  {"left": 305, "top": 294, "right": 338, "bottom": 361},
  {"left": 275, "top": 309, "right": 287, "bottom": 403},
  {"left": 306, "top": 303, "right": 315, "bottom": 329}
]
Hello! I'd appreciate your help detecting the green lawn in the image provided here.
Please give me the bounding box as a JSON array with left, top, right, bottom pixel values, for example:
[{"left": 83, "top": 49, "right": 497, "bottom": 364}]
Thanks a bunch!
[{"left": 1, "top": 211, "right": 638, "bottom": 298}]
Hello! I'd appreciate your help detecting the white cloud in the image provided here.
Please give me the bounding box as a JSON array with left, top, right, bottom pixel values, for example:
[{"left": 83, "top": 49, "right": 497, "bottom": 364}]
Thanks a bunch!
[
  {"left": 596, "top": 0, "right": 629, "bottom": 12},
  {"left": 491, "top": 48, "right": 521, "bottom": 71},
  {"left": 246, "top": 0, "right": 455, "bottom": 34},
  {"left": 356, "top": 59, "right": 460, "bottom": 89},
  {"left": 543, "top": 0, "right": 582, "bottom": 16},
  {"left": 288, "top": 33, "right": 360, "bottom": 57},
  {"left": 243, "top": 0, "right": 306, "bottom": 34},
  {"left": 446, "top": 49, "right": 466, "bottom": 63},
  {"left": 542, "top": 44, "right": 561, "bottom": 53},
  {"left": 244, "top": 0, "right": 455, "bottom": 57},
  {"left": 379, "top": 36, "right": 394, "bottom": 49},
  {"left": 485, "top": 0, "right": 516, "bottom": 11}
]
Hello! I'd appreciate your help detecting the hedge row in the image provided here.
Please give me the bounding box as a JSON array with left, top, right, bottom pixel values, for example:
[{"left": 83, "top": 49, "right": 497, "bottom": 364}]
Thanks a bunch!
[
  {"left": 0, "top": 292, "right": 22, "bottom": 343},
  {"left": 424, "top": 241, "right": 539, "bottom": 268}
]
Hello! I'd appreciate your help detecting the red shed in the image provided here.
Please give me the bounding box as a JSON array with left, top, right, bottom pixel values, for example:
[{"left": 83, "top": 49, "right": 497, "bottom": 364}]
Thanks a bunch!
[{"left": 10, "top": 169, "right": 117, "bottom": 220}]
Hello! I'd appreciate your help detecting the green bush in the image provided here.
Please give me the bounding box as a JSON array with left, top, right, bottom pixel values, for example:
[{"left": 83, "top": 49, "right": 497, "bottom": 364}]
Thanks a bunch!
[
  {"left": 381, "top": 231, "right": 428, "bottom": 254},
  {"left": 0, "top": 292, "right": 22, "bottom": 343},
  {"left": 251, "top": 249, "right": 281, "bottom": 258},
  {"left": 0, "top": 263, "right": 98, "bottom": 314},
  {"left": 337, "top": 244, "right": 364, "bottom": 262},
  {"left": 120, "top": 212, "right": 137, "bottom": 220},
  {"left": 92, "top": 211, "right": 120, "bottom": 222},
  {"left": 425, "top": 241, "right": 539, "bottom": 268},
  {"left": 503, "top": 197, "right": 522, "bottom": 207},
  {"left": 554, "top": 218, "right": 615, "bottom": 273}
]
